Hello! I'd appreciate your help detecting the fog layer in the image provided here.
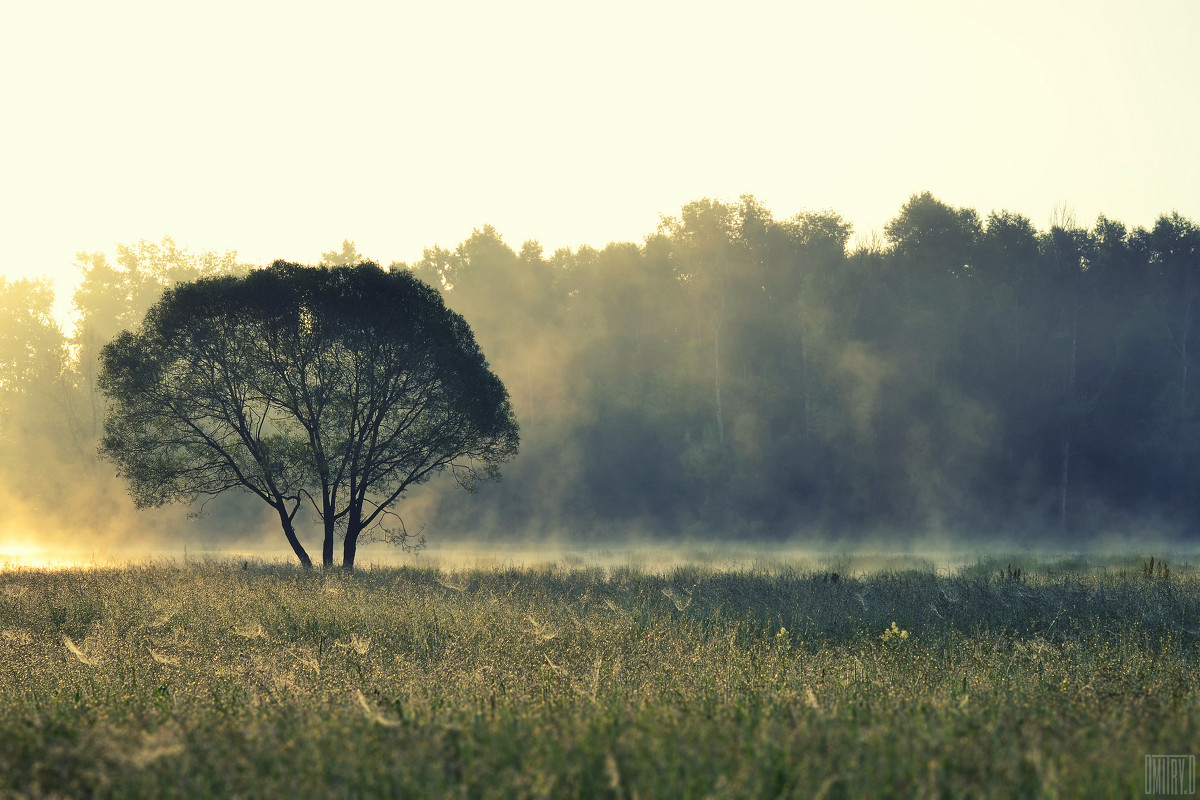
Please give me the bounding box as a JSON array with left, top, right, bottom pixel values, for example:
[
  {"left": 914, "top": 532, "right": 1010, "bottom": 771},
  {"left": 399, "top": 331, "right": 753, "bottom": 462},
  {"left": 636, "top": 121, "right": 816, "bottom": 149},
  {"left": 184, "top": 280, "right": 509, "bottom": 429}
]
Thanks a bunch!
[{"left": 2, "top": 195, "right": 1198, "bottom": 556}]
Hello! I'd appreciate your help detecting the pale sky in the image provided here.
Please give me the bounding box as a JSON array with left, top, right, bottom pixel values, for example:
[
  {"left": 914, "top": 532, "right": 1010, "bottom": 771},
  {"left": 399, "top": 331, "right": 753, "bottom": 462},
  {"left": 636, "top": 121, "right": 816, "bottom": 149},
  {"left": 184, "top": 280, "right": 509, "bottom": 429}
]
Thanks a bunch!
[{"left": 2, "top": 0, "right": 1198, "bottom": 328}]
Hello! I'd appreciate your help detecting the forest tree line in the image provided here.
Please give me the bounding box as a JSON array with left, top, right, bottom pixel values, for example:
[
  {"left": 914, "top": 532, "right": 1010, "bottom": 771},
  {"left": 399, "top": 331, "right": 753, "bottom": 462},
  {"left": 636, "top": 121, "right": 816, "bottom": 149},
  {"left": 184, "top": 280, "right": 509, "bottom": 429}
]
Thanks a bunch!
[{"left": 3, "top": 192, "right": 1199, "bottom": 546}]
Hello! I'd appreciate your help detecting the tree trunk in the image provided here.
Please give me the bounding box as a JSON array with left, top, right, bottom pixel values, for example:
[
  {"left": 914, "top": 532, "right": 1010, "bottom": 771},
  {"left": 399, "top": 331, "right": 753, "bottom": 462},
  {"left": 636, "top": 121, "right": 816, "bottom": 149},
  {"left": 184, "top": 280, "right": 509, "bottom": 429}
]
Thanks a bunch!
[
  {"left": 342, "top": 502, "right": 365, "bottom": 571},
  {"left": 1059, "top": 315, "right": 1078, "bottom": 533},
  {"left": 1012, "top": 293, "right": 1021, "bottom": 367},
  {"left": 322, "top": 514, "right": 335, "bottom": 568},
  {"left": 343, "top": 526, "right": 360, "bottom": 571},
  {"left": 526, "top": 359, "right": 535, "bottom": 427},
  {"left": 797, "top": 303, "right": 810, "bottom": 440},
  {"left": 277, "top": 507, "right": 312, "bottom": 568},
  {"left": 315, "top": 483, "right": 336, "bottom": 567},
  {"left": 713, "top": 313, "right": 724, "bottom": 446},
  {"left": 1058, "top": 433, "right": 1071, "bottom": 533},
  {"left": 1180, "top": 299, "right": 1191, "bottom": 427}
]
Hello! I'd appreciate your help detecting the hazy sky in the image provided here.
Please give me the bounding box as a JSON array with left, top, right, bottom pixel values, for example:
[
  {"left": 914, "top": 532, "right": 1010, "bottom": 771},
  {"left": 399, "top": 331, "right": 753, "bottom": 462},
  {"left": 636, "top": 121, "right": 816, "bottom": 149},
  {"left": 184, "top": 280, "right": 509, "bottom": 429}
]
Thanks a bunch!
[{"left": 2, "top": 0, "right": 1198, "bottom": 326}]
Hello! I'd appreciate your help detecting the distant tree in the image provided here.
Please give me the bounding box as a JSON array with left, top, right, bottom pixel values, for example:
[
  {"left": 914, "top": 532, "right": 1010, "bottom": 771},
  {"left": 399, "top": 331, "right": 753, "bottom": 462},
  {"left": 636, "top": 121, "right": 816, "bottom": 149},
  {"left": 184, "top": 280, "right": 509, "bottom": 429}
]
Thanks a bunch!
[
  {"left": 72, "top": 238, "right": 244, "bottom": 442},
  {"left": 884, "top": 191, "right": 982, "bottom": 281},
  {"left": 1038, "top": 221, "right": 1099, "bottom": 531},
  {"left": 320, "top": 240, "right": 364, "bottom": 267},
  {"left": 1142, "top": 214, "right": 1200, "bottom": 423},
  {"left": 0, "top": 277, "right": 65, "bottom": 400},
  {"left": 98, "top": 262, "right": 519, "bottom": 568},
  {"left": 0, "top": 277, "right": 92, "bottom": 514},
  {"left": 74, "top": 237, "right": 243, "bottom": 344},
  {"left": 664, "top": 198, "right": 742, "bottom": 447},
  {"left": 0, "top": 276, "right": 67, "bottom": 452}
]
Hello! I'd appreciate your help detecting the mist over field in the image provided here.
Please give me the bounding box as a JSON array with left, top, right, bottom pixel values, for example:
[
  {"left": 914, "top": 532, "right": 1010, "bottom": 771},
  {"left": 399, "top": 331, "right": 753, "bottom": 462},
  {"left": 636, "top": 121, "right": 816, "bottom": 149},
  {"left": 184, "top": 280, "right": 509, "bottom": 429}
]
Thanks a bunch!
[{"left": 2, "top": 194, "right": 1199, "bottom": 563}]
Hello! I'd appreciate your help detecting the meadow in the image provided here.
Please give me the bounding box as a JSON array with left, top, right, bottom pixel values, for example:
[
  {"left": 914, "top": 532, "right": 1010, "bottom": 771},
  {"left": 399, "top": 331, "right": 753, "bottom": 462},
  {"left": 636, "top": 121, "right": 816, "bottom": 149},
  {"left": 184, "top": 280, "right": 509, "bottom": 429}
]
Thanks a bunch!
[{"left": 0, "top": 550, "right": 1198, "bottom": 798}]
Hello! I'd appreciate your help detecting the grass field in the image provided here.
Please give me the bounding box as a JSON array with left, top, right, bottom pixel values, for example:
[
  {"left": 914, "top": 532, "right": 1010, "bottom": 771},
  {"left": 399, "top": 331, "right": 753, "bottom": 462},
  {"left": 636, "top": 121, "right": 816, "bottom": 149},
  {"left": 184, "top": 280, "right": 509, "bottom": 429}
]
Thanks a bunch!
[{"left": 1, "top": 550, "right": 1198, "bottom": 798}]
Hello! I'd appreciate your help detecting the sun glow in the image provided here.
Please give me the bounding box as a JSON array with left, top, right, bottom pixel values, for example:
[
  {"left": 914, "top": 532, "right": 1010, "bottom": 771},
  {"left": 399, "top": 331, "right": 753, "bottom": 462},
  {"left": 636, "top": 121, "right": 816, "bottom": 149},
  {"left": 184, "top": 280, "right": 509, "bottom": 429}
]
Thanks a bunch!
[{"left": 0, "top": 541, "right": 96, "bottom": 570}]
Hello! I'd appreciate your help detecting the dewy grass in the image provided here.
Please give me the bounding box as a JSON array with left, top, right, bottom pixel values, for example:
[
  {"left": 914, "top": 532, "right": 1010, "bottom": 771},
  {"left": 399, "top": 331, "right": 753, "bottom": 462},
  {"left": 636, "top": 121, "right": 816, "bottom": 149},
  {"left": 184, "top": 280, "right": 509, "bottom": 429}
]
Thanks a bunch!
[{"left": 0, "top": 554, "right": 1197, "bottom": 797}]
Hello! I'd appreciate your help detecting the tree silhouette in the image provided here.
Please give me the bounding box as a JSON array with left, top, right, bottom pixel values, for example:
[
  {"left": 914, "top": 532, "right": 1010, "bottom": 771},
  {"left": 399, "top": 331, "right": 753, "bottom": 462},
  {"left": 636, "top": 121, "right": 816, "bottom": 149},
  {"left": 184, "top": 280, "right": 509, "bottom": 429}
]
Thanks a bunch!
[{"left": 98, "top": 261, "right": 519, "bottom": 568}]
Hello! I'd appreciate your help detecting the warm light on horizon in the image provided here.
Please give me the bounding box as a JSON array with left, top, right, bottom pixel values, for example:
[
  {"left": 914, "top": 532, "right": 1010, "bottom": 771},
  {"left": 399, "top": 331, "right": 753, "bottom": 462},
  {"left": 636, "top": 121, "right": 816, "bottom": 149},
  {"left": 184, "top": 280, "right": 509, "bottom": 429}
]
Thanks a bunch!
[{"left": 0, "top": 541, "right": 93, "bottom": 571}]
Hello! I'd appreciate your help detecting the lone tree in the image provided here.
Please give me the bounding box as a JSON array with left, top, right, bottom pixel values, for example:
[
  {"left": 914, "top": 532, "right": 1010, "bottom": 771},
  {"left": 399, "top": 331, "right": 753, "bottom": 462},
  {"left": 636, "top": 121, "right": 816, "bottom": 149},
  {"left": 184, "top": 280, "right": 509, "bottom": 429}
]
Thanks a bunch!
[{"left": 98, "top": 261, "right": 519, "bottom": 568}]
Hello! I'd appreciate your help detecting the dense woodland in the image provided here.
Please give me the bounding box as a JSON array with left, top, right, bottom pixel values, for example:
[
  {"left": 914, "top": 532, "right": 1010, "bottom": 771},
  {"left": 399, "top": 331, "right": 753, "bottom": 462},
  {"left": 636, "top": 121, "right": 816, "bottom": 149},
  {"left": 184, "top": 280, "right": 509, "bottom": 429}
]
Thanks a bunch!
[{"left": 3, "top": 192, "right": 1200, "bottom": 547}]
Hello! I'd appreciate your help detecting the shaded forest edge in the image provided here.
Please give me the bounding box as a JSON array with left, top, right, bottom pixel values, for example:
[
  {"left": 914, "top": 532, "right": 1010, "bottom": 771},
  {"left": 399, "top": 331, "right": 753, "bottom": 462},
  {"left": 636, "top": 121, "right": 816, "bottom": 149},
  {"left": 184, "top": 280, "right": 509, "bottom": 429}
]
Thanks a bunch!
[{"left": 3, "top": 192, "right": 1200, "bottom": 548}]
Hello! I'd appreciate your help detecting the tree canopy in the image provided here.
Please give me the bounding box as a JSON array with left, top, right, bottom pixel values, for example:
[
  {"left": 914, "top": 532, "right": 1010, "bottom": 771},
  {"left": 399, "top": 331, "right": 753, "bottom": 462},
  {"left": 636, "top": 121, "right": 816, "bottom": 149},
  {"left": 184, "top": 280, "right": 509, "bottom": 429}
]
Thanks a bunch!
[{"left": 97, "top": 261, "right": 519, "bottom": 567}]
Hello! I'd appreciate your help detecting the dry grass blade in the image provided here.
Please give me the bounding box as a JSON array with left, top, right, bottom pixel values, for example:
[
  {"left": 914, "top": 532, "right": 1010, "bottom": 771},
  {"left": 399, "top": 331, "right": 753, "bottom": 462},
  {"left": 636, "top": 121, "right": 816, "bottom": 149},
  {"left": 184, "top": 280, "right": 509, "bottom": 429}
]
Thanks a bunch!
[
  {"left": 605, "top": 752, "right": 622, "bottom": 793},
  {"left": 285, "top": 646, "right": 320, "bottom": 674},
  {"left": 525, "top": 614, "right": 558, "bottom": 641},
  {"left": 602, "top": 598, "right": 632, "bottom": 621},
  {"left": 231, "top": 623, "right": 266, "bottom": 639},
  {"left": 661, "top": 587, "right": 692, "bottom": 611},
  {"left": 148, "top": 648, "right": 180, "bottom": 666},
  {"left": 147, "top": 612, "right": 176, "bottom": 629},
  {"left": 2, "top": 629, "right": 32, "bottom": 645},
  {"left": 126, "top": 726, "right": 185, "bottom": 768},
  {"left": 354, "top": 689, "right": 401, "bottom": 727},
  {"left": 350, "top": 634, "right": 371, "bottom": 655},
  {"left": 63, "top": 635, "right": 98, "bottom": 666},
  {"left": 335, "top": 634, "right": 373, "bottom": 655}
]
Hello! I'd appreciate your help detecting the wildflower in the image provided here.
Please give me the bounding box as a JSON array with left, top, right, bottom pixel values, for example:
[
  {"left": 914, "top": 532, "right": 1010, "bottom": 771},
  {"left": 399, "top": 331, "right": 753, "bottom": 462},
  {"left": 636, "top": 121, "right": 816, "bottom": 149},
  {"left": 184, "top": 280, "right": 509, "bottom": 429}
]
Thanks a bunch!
[{"left": 880, "top": 621, "right": 909, "bottom": 643}]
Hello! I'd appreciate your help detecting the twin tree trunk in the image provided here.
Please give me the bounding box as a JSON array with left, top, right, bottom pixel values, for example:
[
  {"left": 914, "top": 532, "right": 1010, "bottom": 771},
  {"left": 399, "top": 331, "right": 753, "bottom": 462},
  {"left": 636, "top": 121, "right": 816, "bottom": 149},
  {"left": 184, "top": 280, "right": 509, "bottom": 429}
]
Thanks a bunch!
[
  {"left": 276, "top": 503, "right": 365, "bottom": 571},
  {"left": 282, "top": 524, "right": 364, "bottom": 570}
]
